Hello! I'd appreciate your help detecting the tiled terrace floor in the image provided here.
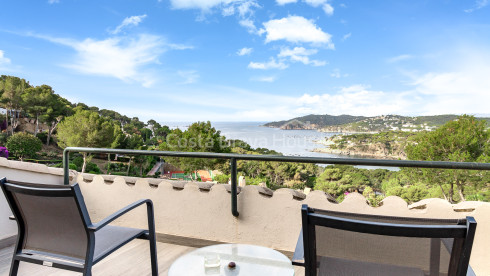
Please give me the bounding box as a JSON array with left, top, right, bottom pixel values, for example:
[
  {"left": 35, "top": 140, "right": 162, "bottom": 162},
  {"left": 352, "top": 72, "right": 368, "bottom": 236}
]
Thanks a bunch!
[{"left": 0, "top": 240, "right": 304, "bottom": 275}]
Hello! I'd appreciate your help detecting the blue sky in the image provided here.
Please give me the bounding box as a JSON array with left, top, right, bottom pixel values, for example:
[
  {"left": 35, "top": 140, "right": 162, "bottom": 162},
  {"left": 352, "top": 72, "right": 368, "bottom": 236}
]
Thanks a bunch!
[{"left": 1, "top": 0, "right": 489, "bottom": 122}]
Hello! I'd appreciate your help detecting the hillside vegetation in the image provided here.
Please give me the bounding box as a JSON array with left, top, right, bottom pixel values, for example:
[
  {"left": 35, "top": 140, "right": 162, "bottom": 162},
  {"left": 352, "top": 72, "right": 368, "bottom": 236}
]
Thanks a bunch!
[
  {"left": 1, "top": 75, "right": 489, "bottom": 204},
  {"left": 315, "top": 131, "right": 415, "bottom": 159},
  {"left": 263, "top": 114, "right": 366, "bottom": 129},
  {"left": 265, "top": 114, "right": 490, "bottom": 132}
]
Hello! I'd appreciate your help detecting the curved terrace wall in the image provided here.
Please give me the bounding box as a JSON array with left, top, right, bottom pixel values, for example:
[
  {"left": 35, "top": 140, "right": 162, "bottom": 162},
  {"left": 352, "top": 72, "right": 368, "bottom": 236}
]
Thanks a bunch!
[{"left": 0, "top": 159, "right": 489, "bottom": 274}]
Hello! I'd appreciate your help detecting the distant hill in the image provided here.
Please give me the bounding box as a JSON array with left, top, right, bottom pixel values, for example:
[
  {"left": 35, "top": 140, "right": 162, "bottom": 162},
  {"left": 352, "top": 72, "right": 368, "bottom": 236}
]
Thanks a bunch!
[
  {"left": 413, "top": 115, "right": 460, "bottom": 126},
  {"left": 263, "top": 114, "right": 367, "bottom": 129},
  {"left": 264, "top": 114, "right": 490, "bottom": 132}
]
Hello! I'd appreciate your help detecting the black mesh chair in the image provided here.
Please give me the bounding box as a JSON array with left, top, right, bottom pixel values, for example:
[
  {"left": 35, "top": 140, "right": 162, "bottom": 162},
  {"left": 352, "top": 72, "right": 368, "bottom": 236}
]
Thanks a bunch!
[
  {"left": 0, "top": 178, "right": 158, "bottom": 276},
  {"left": 294, "top": 204, "right": 477, "bottom": 276}
]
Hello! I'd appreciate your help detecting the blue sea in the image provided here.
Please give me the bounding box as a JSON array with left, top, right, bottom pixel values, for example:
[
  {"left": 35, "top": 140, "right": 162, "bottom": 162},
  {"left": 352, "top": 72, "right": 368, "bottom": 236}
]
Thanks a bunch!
[
  {"left": 164, "top": 121, "right": 337, "bottom": 157},
  {"left": 162, "top": 121, "right": 399, "bottom": 171}
]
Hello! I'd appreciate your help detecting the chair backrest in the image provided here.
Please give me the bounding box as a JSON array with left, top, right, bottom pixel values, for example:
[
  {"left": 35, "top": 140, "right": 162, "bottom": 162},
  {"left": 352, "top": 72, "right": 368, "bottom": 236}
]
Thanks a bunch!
[
  {"left": 301, "top": 204, "right": 476, "bottom": 276},
  {"left": 0, "top": 178, "right": 92, "bottom": 260}
]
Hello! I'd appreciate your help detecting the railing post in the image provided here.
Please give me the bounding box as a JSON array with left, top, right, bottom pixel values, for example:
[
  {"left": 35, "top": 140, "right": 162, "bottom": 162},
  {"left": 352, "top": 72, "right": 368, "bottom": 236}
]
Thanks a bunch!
[
  {"left": 230, "top": 158, "right": 239, "bottom": 217},
  {"left": 63, "top": 149, "right": 70, "bottom": 185}
]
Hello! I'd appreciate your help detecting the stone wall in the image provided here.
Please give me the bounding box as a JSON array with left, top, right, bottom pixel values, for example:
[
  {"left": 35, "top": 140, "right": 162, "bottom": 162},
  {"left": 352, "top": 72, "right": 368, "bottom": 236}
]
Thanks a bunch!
[{"left": 0, "top": 159, "right": 489, "bottom": 274}]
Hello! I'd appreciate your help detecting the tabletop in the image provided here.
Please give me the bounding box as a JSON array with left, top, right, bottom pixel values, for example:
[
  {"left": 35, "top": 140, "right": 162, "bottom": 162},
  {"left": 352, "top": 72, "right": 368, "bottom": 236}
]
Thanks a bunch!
[{"left": 168, "top": 243, "right": 295, "bottom": 276}]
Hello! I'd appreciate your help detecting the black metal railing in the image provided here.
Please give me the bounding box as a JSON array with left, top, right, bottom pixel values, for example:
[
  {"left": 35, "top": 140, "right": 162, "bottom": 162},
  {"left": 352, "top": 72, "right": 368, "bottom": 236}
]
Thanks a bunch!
[{"left": 63, "top": 147, "right": 490, "bottom": 217}]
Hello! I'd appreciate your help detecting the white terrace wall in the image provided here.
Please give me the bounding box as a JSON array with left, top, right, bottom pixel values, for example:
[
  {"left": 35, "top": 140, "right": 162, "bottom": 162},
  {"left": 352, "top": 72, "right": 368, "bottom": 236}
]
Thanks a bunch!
[
  {"left": 0, "top": 159, "right": 489, "bottom": 275},
  {"left": 78, "top": 174, "right": 490, "bottom": 275}
]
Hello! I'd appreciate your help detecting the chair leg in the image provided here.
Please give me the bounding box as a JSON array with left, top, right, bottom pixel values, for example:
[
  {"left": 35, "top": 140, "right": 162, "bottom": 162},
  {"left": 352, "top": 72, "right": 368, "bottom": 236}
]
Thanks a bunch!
[
  {"left": 9, "top": 259, "right": 20, "bottom": 276},
  {"left": 82, "top": 262, "right": 93, "bottom": 276},
  {"left": 147, "top": 202, "right": 158, "bottom": 276},
  {"left": 149, "top": 238, "right": 158, "bottom": 276}
]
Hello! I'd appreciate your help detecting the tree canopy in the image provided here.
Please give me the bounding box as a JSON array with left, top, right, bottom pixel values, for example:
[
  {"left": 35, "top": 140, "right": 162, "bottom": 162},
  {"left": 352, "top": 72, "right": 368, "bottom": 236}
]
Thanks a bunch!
[
  {"left": 405, "top": 115, "right": 489, "bottom": 202},
  {"left": 0, "top": 76, "right": 30, "bottom": 134},
  {"left": 57, "top": 107, "right": 119, "bottom": 172},
  {"left": 159, "top": 121, "right": 230, "bottom": 175},
  {"left": 6, "top": 132, "right": 42, "bottom": 161}
]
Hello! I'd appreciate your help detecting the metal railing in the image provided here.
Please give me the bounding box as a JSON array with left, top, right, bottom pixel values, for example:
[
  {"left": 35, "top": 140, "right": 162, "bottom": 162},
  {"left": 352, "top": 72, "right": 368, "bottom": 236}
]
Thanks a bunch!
[{"left": 63, "top": 147, "right": 490, "bottom": 217}]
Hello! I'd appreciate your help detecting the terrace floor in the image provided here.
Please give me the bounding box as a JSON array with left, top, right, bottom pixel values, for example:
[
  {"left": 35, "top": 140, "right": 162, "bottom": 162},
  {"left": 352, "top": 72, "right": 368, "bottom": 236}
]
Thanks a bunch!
[{"left": 0, "top": 240, "right": 305, "bottom": 275}]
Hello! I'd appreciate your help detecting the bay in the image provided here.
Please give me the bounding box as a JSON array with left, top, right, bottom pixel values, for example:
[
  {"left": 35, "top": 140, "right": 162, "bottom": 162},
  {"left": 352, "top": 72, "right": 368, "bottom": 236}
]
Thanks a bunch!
[{"left": 163, "top": 121, "right": 398, "bottom": 170}]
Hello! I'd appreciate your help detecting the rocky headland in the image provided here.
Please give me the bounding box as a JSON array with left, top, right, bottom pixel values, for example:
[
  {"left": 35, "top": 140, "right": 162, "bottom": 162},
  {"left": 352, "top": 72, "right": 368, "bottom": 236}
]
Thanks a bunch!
[{"left": 312, "top": 132, "right": 411, "bottom": 160}]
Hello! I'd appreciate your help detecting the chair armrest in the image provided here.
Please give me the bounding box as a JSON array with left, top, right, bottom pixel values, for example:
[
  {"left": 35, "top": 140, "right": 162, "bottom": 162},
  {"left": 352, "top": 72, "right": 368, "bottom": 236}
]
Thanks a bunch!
[
  {"left": 292, "top": 229, "right": 305, "bottom": 266},
  {"left": 88, "top": 199, "right": 152, "bottom": 231},
  {"left": 9, "top": 215, "right": 15, "bottom": 220}
]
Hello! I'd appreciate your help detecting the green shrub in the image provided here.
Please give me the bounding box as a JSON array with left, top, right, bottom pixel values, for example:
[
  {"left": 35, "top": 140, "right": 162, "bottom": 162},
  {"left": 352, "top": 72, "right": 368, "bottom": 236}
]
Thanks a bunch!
[
  {"left": 284, "top": 179, "right": 306, "bottom": 190},
  {"left": 87, "top": 163, "right": 101, "bottom": 174},
  {"left": 111, "top": 172, "right": 128, "bottom": 176},
  {"left": 70, "top": 156, "right": 101, "bottom": 173},
  {"left": 362, "top": 186, "right": 384, "bottom": 207},
  {"left": 245, "top": 176, "right": 269, "bottom": 186},
  {"left": 0, "top": 133, "right": 8, "bottom": 145},
  {"left": 105, "top": 162, "right": 128, "bottom": 172},
  {"left": 305, "top": 176, "right": 316, "bottom": 188},
  {"left": 36, "top": 132, "right": 54, "bottom": 144},
  {"left": 6, "top": 132, "right": 42, "bottom": 161},
  {"left": 46, "top": 151, "right": 58, "bottom": 158},
  {"left": 214, "top": 174, "right": 230, "bottom": 184}
]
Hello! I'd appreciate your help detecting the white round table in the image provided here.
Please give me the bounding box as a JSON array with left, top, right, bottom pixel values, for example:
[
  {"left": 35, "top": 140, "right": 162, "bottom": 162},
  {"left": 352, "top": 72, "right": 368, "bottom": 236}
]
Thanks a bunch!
[{"left": 168, "top": 244, "right": 295, "bottom": 276}]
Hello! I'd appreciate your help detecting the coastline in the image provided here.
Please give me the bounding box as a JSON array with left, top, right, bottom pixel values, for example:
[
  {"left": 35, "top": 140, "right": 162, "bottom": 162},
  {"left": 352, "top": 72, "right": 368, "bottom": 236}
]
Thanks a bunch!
[
  {"left": 311, "top": 147, "right": 406, "bottom": 160},
  {"left": 262, "top": 124, "right": 379, "bottom": 134},
  {"left": 312, "top": 137, "right": 407, "bottom": 160}
]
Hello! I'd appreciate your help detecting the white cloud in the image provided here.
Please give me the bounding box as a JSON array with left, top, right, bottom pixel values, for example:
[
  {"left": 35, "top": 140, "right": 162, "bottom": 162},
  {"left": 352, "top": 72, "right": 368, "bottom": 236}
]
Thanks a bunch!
[
  {"left": 0, "top": 50, "right": 11, "bottom": 67},
  {"left": 111, "top": 14, "right": 147, "bottom": 34},
  {"left": 278, "top": 47, "right": 326, "bottom": 66},
  {"left": 304, "top": 0, "right": 326, "bottom": 6},
  {"left": 247, "top": 47, "right": 326, "bottom": 71},
  {"left": 251, "top": 76, "right": 277, "bottom": 82},
  {"left": 241, "top": 59, "right": 490, "bottom": 119},
  {"left": 170, "top": 0, "right": 232, "bottom": 10},
  {"left": 293, "top": 85, "right": 415, "bottom": 116},
  {"left": 128, "top": 48, "right": 490, "bottom": 122},
  {"left": 221, "top": 0, "right": 259, "bottom": 17},
  {"left": 31, "top": 33, "right": 191, "bottom": 87},
  {"left": 260, "top": 16, "right": 334, "bottom": 48},
  {"left": 47, "top": 0, "right": 59, "bottom": 4},
  {"left": 239, "top": 19, "right": 259, "bottom": 34},
  {"left": 237, "top": 47, "right": 253, "bottom": 56},
  {"left": 222, "top": 5, "right": 235, "bottom": 16},
  {"left": 322, "top": 3, "right": 334, "bottom": 15},
  {"left": 387, "top": 54, "right": 413, "bottom": 63},
  {"left": 236, "top": 0, "right": 260, "bottom": 17},
  {"left": 330, "top": 68, "right": 348, "bottom": 78},
  {"left": 66, "top": 35, "right": 163, "bottom": 87},
  {"left": 279, "top": 47, "right": 317, "bottom": 57},
  {"left": 165, "top": 43, "right": 194, "bottom": 50},
  {"left": 248, "top": 58, "right": 288, "bottom": 70},
  {"left": 302, "top": 0, "right": 334, "bottom": 15},
  {"left": 276, "top": 0, "right": 297, "bottom": 5},
  {"left": 408, "top": 65, "right": 490, "bottom": 114},
  {"left": 136, "top": 51, "right": 490, "bottom": 121},
  {"left": 170, "top": 0, "right": 259, "bottom": 18},
  {"left": 286, "top": 54, "right": 490, "bottom": 117},
  {"left": 342, "top": 33, "right": 351, "bottom": 41},
  {"left": 177, "top": 70, "right": 200, "bottom": 84},
  {"left": 216, "top": 85, "right": 413, "bottom": 121},
  {"left": 465, "top": 0, "right": 488, "bottom": 12},
  {"left": 170, "top": 0, "right": 260, "bottom": 33}
]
